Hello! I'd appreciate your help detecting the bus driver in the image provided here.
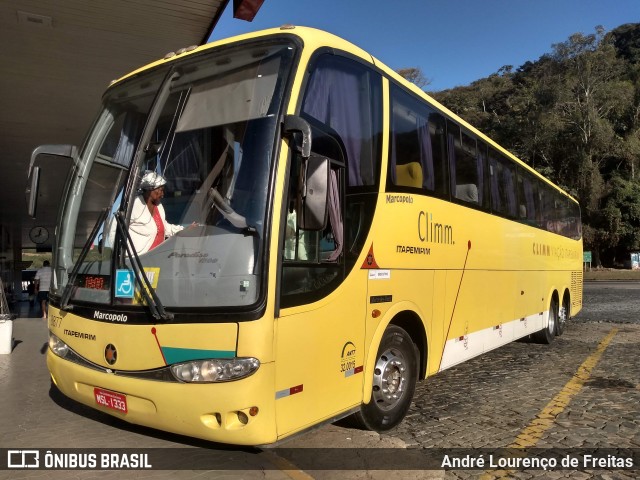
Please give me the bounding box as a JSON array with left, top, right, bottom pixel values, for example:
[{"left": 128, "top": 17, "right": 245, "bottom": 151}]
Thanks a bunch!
[{"left": 129, "top": 171, "right": 187, "bottom": 254}]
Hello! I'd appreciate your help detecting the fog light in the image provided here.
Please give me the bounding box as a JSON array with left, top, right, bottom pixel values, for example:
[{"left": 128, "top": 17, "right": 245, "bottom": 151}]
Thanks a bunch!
[{"left": 237, "top": 411, "right": 248, "bottom": 425}]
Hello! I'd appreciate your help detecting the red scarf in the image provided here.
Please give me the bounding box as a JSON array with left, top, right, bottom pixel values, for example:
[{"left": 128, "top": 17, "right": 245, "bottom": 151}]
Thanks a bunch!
[{"left": 149, "top": 207, "right": 165, "bottom": 250}]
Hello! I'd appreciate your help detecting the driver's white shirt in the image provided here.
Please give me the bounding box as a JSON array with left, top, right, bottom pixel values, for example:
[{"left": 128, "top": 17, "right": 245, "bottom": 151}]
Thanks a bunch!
[{"left": 127, "top": 196, "right": 184, "bottom": 254}]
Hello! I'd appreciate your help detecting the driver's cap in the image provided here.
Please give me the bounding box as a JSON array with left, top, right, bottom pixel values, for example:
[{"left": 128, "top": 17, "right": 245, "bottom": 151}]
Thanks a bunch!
[{"left": 140, "top": 171, "right": 167, "bottom": 191}]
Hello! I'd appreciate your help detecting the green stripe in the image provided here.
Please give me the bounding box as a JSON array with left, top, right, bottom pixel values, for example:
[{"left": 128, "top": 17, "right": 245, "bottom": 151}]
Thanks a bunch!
[{"left": 161, "top": 346, "right": 235, "bottom": 364}]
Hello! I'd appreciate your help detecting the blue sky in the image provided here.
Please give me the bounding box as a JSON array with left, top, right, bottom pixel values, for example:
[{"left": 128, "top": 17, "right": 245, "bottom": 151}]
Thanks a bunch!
[{"left": 210, "top": 0, "right": 639, "bottom": 91}]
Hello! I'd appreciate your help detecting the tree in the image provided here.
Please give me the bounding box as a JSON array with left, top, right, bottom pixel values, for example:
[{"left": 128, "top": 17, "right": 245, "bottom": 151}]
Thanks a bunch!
[
  {"left": 549, "top": 27, "right": 634, "bottom": 265},
  {"left": 427, "top": 24, "right": 640, "bottom": 266},
  {"left": 609, "top": 23, "right": 640, "bottom": 64},
  {"left": 396, "top": 67, "right": 430, "bottom": 89},
  {"left": 596, "top": 175, "right": 640, "bottom": 265}
]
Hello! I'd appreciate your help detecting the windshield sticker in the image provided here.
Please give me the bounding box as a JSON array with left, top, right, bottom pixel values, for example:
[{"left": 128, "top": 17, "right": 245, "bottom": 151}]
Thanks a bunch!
[
  {"left": 134, "top": 268, "right": 160, "bottom": 304},
  {"left": 115, "top": 270, "right": 134, "bottom": 298}
]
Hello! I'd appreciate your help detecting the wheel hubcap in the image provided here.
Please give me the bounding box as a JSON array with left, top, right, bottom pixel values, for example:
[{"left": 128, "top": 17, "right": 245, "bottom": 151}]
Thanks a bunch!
[
  {"left": 372, "top": 347, "right": 408, "bottom": 411},
  {"left": 559, "top": 303, "right": 568, "bottom": 327}
]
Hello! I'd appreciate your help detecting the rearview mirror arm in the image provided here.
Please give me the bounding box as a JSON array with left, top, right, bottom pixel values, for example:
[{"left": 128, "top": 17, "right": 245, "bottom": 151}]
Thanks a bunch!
[{"left": 283, "top": 115, "right": 312, "bottom": 159}]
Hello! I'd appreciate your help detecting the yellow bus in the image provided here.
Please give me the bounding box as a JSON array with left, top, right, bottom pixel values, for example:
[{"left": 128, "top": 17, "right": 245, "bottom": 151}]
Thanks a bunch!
[{"left": 30, "top": 26, "right": 582, "bottom": 445}]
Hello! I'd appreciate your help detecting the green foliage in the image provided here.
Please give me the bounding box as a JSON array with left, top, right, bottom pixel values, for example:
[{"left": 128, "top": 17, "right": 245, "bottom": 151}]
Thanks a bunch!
[
  {"left": 429, "top": 24, "right": 640, "bottom": 267},
  {"left": 610, "top": 23, "right": 640, "bottom": 64}
]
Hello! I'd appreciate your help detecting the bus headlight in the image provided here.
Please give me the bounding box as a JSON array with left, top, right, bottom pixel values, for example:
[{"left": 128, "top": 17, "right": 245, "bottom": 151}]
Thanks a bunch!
[
  {"left": 49, "top": 333, "right": 70, "bottom": 359},
  {"left": 170, "top": 357, "right": 260, "bottom": 383}
]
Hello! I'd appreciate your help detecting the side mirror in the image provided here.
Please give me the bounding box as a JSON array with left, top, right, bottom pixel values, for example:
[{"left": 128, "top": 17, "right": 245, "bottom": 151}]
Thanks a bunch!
[
  {"left": 27, "top": 144, "right": 77, "bottom": 218},
  {"left": 298, "top": 154, "right": 330, "bottom": 231},
  {"left": 283, "top": 115, "right": 311, "bottom": 159},
  {"left": 25, "top": 166, "right": 40, "bottom": 219}
]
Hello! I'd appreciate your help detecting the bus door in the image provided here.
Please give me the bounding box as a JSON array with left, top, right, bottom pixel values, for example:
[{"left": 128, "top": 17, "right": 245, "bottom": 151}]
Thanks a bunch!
[
  {"left": 274, "top": 52, "right": 382, "bottom": 437},
  {"left": 275, "top": 137, "right": 367, "bottom": 437}
]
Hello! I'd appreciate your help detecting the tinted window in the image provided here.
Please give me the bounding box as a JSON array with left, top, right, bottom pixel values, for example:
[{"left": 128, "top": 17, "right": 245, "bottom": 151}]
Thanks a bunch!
[
  {"left": 488, "top": 148, "right": 517, "bottom": 218},
  {"left": 517, "top": 170, "right": 539, "bottom": 226},
  {"left": 447, "top": 121, "right": 486, "bottom": 207},
  {"left": 388, "top": 85, "right": 448, "bottom": 196},
  {"left": 301, "top": 54, "right": 382, "bottom": 189}
]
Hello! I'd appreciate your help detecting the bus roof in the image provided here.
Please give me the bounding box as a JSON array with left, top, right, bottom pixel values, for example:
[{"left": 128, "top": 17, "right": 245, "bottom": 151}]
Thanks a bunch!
[{"left": 109, "top": 25, "right": 578, "bottom": 205}]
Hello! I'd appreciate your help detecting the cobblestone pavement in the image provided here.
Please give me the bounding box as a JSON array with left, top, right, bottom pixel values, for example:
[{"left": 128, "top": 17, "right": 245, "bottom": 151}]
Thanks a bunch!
[
  {"left": 576, "top": 281, "right": 640, "bottom": 324},
  {"left": 0, "top": 282, "right": 638, "bottom": 479},
  {"left": 385, "top": 282, "right": 640, "bottom": 479}
]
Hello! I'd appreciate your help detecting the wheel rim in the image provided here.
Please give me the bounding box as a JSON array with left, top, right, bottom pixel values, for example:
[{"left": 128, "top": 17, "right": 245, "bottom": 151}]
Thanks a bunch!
[
  {"left": 559, "top": 300, "right": 568, "bottom": 329},
  {"left": 372, "top": 347, "right": 409, "bottom": 411}
]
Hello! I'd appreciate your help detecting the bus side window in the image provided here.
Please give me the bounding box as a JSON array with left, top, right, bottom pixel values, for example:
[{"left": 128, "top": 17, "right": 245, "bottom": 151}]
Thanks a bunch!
[
  {"left": 428, "top": 113, "right": 449, "bottom": 197},
  {"left": 517, "top": 170, "right": 539, "bottom": 226},
  {"left": 488, "top": 148, "right": 517, "bottom": 218},
  {"left": 300, "top": 53, "right": 381, "bottom": 188},
  {"left": 539, "top": 185, "right": 555, "bottom": 233},
  {"left": 280, "top": 138, "right": 345, "bottom": 307},
  {"left": 284, "top": 125, "right": 345, "bottom": 264},
  {"left": 477, "top": 141, "right": 490, "bottom": 209},
  {"left": 388, "top": 84, "right": 448, "bottom": 198},
  {"left": 448, "top": 121, "right": 485, "bottom": 207}
]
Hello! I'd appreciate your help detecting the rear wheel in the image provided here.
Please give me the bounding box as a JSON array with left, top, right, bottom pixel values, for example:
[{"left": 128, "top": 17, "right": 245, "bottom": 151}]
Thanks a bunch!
[
  {"left": 556, "top": 294, "right": 570, "bottom": 336},
  {"left": 533, "top": 297, "right": 558, "bottom": 344},
  {"left": 352, "top": 325, "right": 418, "bottom": 431}
]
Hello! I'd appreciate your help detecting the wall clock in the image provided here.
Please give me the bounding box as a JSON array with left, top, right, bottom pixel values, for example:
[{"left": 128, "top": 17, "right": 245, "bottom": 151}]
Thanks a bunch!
[{"left": 29, "top": 226, "right": 49, "bottom": 244}]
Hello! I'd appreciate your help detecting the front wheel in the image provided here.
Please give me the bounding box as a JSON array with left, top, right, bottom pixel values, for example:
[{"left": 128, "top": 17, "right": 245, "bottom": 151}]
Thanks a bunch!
[{"left": 352, "top": 325, "right": 418, "bottom": 431}]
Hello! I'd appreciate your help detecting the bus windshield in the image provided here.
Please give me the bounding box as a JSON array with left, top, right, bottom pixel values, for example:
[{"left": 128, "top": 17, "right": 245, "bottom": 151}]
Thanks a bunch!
[{"left": 53, "top": 41, "right": 296, "bottom": 313}]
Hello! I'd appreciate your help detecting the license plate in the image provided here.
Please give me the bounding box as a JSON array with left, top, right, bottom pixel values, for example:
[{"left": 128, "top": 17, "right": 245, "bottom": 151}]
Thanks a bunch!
[{"left": 94, "top": 387, "right": 128, "bottom": 413}]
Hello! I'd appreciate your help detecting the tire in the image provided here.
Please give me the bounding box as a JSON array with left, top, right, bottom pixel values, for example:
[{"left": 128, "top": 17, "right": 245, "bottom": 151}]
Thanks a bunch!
[
  {"left": 533, "top": 297, "right": 558, "bottom": 344},
  {"left": 556, "top": 294, "right": 570, "bottom": 336},
  {"left": 352, "top": 325, "right": 418, "bottom": 431}
]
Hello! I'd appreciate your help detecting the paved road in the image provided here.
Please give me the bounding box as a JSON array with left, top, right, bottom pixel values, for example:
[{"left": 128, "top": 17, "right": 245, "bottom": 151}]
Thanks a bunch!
[
  {"left": 578, "top": 281, "right": 640, "bottom": 324},
  {"left": 1, "top": 282, "right": 638, "bottom": 479},
  {"left": 388, "top": 283, "right": 639, "bottom": 479}
]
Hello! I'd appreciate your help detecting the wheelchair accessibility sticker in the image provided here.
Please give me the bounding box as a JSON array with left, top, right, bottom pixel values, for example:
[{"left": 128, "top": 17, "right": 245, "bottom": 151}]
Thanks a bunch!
[{"left": 115, "top": 269, "right": 134, "bottom": 298}]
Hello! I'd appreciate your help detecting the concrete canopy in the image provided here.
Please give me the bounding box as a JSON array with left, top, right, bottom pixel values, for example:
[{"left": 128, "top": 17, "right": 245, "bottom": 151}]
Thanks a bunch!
[{"left": 0, "top": 0, "right": 264, "bottom": 290}]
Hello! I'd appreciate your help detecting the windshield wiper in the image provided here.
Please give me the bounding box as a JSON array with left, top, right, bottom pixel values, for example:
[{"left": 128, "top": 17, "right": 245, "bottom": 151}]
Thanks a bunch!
[
  {"left": 114, "top": 211, "right": 173, "bottom": 322},
  {"left": 60, "top": 208, "right": 110, "bottom": 311}
]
